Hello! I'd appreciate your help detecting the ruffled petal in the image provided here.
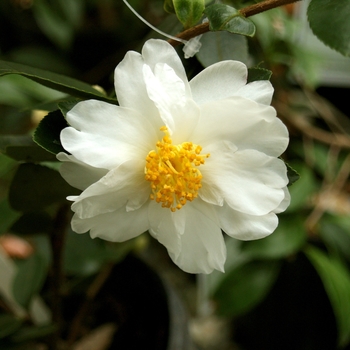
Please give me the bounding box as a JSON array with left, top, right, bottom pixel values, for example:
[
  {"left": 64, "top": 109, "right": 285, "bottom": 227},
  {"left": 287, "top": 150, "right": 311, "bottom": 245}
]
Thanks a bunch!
[
  {"left": 114, "top": 50, "right": 160, "bottom": 123},
  {"left": 191, "top": 97, "right": 289, "bottom": 158},
  {"left": 149, "top": 199, "right": 225, "bottom": 274},
  {"left": 189, "top": 61, "right": 247, "bottom": 105},
  {"left": 141, "top": 39, "right": 191, "bottom": 97},
  {"left": 216, "top": 202, "right": 279, "bottom": 240},
  {"left": 236, "top": 80, "right": 274, "bottom": 105},
  {"left": 62, "top": 100, "right": 157, "bottom": 169},
  {"left": 57, "top": 152, "right": 108, "bottom": 190},
  {"left": 71, "top": 203, "right": 149, "bottom": 242},
  {"left": 143, "top": 63, "right": 199, "bottom": 142},
  {"left": 274, "top": 186, "right": 291, "bottom": 213},
  {"left": 71, "top": 159, "right": 149, "bottom": 219},
  {"left": 201, "top": 142, "right": 288, "bottom": 215}
]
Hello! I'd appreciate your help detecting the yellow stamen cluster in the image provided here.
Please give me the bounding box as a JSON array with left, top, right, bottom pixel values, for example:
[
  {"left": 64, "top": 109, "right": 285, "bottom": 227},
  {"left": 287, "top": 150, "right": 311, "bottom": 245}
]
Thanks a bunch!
[{"left": 145, "top": 126, "right": 209, "bottom": 212}]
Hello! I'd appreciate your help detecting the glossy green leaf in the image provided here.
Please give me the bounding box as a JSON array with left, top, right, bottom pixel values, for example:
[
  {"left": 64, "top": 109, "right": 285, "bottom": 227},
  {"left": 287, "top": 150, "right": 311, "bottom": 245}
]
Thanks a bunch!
[
  {"left": 0, "top": 315, "right": 23, "bottom": 339},
  {"left": 308, "top": 0, "right": 350, "bottom": 57},
  {"left": 9, "top": 163, "right": 79, "bottom": 211},
  {"left": 33, "top": 110, "right": 68, "bottom": 155},
  {"left": 247, "top": 67, "right": 272, "bottom": 83},
  {"left": 205, "top": 4, "right": 255, "bottom": 36},
  {"left": 213, "top": 260, "right": 281, "bottom": 317},
  {"left": 173, "top": 0, "right": 205, "bottom": 28},
  {"left": 58, "top": 99, "right": 80, "bottom": 117},
  {"left": 305, "top": 246, "right": 350, "bottom": 346},
  {"left": 12, "top": 253, "right": 48, "bottom": 308},
  {"left": 196, "top": 31, "right": 248, "bottom": 67},
  {"left": 241, "top": 215, "right": 306, "bottom": 260},
  {"left": 0, "top": 60, "right": 116, "bottom": 103}
]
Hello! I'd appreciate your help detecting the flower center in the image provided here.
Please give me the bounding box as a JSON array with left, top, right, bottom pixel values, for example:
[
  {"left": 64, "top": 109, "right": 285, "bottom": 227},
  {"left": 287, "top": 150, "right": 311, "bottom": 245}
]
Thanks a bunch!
[{"left": 145, "top": 126, "right": 209, "bottom": 212}]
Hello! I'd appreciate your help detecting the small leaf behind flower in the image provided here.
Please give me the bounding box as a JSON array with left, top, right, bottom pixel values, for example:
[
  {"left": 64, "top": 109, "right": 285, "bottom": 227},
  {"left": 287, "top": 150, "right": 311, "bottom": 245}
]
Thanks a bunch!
[
  {"left": 33, "top": 109, "right": 68, "bottom": 155},
  {"left": 247, "top": 67, "right": 272, "bottom": 83},
  {"left": 205, "top": 4, "right": 255, "bottom": 37}
]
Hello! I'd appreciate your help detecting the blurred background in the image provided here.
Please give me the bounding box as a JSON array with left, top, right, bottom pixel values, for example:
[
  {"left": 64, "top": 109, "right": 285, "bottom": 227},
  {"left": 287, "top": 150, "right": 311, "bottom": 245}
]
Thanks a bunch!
[{"left": 0, "top": 0, "right": 350, "bottom": 349}]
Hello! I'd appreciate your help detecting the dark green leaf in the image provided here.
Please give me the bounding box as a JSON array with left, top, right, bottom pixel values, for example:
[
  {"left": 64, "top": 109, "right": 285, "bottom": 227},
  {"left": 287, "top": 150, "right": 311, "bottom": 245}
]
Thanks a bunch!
[
  {"left": 9, "top": 163, "right": 79, "bottom": 211},
  {"left": 247, "top": 67, "right": 272, "bottom": 83},
  {"left": 305, "top": 246, "right": 350, "bottom": 346},
  {"left": 173, "top": 0, "right": 205, "bottom": 28},
  {"left": 10, "top": 211, "right": 53, "bottom": 235},
  {"left": 286, "top": 162, "right": 300, "bottom": 186},
  {"left": 12, "top": 253, "right": 48, "bottom": 308},
  {"left": 11, "top": 324, "right": 57, "bottom": 343},
  {"left": 164, "top": 0, "right": 175, "bottom": 13},
  {"left": 64, "top": 228, "right": 137, "bottom": 276},
  {"left": 213, "top": 260, "right": 281, "bottom": 317},
  {"left": 286, "top": 162, "right": 318, "bottom": 213},
  {"left": 205, "top": 4, "right": 255, "bottom": 36},
  {"left": 0, "top": 200, "right": 21, "bottom": 236},
  {"left": 0, "top": 315, "right": 23, "bottom": 339},
  {"left": 196, "top": 31, "right": 248, "bottom": 67},
  {"left": 0, "top": 60, "right": 116, "bottom": 103},
  {"left": 308, "top": 0, "right": 350, "bottom": 57},
  {"left": 240, "top": 215, "right": 306, "bottom": 259},
  {"left": 33, "top": 110, "right": 68, "bottom": 155},
  {"left": 0, "top": 135, "right": 56, "bottom": 162},
  {"left": 58, "top": 99, "right": 80, "bottom": 117}
]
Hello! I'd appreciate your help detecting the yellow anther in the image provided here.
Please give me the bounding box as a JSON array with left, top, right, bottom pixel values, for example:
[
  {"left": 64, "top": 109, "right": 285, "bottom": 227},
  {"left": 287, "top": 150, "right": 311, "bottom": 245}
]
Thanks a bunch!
[{"left": 145, "top": 126, "right": 209, "bottom": 212}]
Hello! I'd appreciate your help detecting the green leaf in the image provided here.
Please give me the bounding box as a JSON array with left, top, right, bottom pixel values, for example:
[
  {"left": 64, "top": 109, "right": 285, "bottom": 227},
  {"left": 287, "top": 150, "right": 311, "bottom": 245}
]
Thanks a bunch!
[
  {"left": 308, "top": 0, "right": 350, "bottom": 57},
  {"left": 0, "top": 60, "right": 116, "bottom": 103},
  {"left": 240, "top": 215, "right": 307, "bottom": 260},
  {"left": 164, "top": 0, "right": 175, "bottom": 13},
  {"left": 8, "top": 163, "right": 79, "bottom": 211},
  {"left": 213, "top": 259, "right": 281, "bottom": 317},
  {"left": 12, "top": 253, "right": 48, "bottom": 308},
  {"left": 0, "top": 200, "right": 21, "bottom": 236},
  {"left": 0, "top": 315, "right": 23, "bottom": 339},
  {"left": 58, "top": 99, "right": 80, "bottom": 117},
  {"left": 286, "top": 162, "right": 318, "bottom": 213},
  {"left": 196, "top": 31, "right": 248, "bottom": 67},
  {"left": 33, "top": 110, "right": 68, "bottom": 155},
  {"left": 205, "top": 4, "right": 255, "bottom": 36},
  {"left": 11, "top": 324, "right": 57, "bottom": 343},
  {"left": 286, "top": 162, "right": 300, "bottom": 186},
  {"left": 0, "top": 135, "right": 56, "bottom": 162},
  {"left": 305, "top": 246, "right": 350, "bottom": 346},
  {"left": 173, "top": 0, "right": 205, "bottom": 28},
  {"left": 247, "top": 67, "right": 272, "bottom": 83}
]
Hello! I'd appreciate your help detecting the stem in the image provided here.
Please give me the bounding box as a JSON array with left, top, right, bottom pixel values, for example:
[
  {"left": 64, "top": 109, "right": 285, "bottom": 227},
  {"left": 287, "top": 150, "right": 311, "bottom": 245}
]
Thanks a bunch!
[
  {"left": 48, "top": 203, "right": 70, "bottom": 350},
  {"left": 168, "top": 0, "right": 302, "bottom": 46}
]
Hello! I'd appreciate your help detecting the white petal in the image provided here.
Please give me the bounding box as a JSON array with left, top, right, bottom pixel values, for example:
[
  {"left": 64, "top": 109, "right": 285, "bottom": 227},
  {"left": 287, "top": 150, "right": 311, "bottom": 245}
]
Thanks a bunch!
[
  {"left": 149, "top": 199, "right": 226, "bottom": 274},
  {"left": 57, "top": 152, "right": 108, "bottom": 190},
  {"left": 114, "top": 50, "right": 160, "bottom": 122},
  {"left": 141, "top": 39, "right": 191, "bottom": 97},
  {"left": 191, "top": 97, "right": 289, "bottom": 158},
  {"left": 274, "top": 186, "right": 291, "bottom": 213},
  {"left": 217, "top": 202, "right": 279, "bottom": 240},
  {"left": 62, "top": 100, "right": 157, "bottom": 169},
  {"left": 189, "top": 61, "right": 248, "bottom": 105},
  {"left": 71, "top": 159, "right": 149, "bottom": 219},
  {"left": 236, "top": 80, "right": 274, "bottom": 105},
  {"left": 143, "top": 63, "right": 199, "bottom": 142},
  {"left": 71, "top": 203, "right": 149, "bottom": 242},
  {"left": 201, "top": 143, "right": 288, "bottom": 215}
]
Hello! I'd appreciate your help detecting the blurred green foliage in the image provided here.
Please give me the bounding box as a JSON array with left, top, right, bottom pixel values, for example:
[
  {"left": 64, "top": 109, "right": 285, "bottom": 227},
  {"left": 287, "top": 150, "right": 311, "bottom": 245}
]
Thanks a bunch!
[{"left": 0, "top": 0, "right": 349, "bottom": 349}]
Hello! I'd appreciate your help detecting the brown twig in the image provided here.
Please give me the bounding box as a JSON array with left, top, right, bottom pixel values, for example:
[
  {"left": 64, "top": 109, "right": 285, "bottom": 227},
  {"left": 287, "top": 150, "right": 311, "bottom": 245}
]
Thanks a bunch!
[{"left": 168, "top": 0, "right": 302, "bottom": 46}]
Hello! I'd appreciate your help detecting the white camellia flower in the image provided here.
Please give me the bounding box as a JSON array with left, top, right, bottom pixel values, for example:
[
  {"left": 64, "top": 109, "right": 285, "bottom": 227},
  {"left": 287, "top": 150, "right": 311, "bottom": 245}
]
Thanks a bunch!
[{"left": 57, "top": 39, "right": 290, "bottom": 274}]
